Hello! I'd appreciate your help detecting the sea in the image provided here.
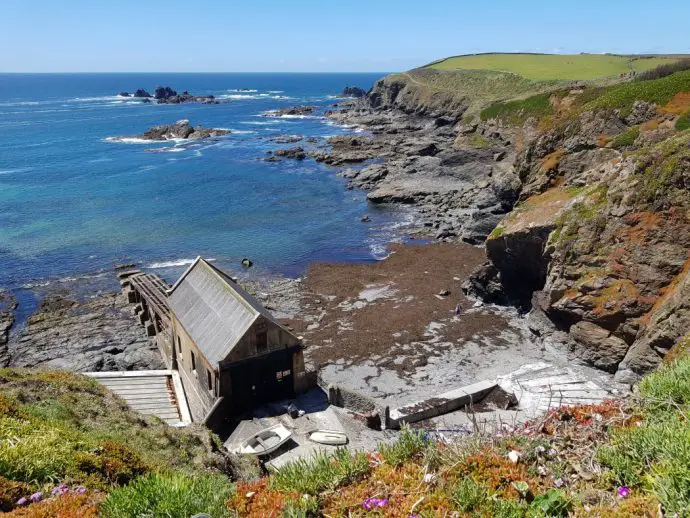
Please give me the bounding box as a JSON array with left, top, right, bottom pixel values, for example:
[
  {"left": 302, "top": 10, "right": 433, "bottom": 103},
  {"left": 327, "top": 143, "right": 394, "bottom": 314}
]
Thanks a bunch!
[{"left": 0, "top": 73, "right": 415, "bottom": 299}]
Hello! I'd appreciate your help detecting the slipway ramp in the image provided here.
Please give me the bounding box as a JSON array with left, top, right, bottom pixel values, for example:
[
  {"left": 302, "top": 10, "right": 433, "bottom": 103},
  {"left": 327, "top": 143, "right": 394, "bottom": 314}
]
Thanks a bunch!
[{"left": 83, "top": 370, "right": 191, "bottom": 426}]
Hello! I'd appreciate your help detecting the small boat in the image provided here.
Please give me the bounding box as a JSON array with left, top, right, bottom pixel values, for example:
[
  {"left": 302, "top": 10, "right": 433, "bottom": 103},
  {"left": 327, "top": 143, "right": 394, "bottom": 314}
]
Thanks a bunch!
[
  {"left": 308, "top": 430, "right": 348, "bottom": 446},
  {"left": 239, "top": 424, "right": 292, "bottom": 456}
]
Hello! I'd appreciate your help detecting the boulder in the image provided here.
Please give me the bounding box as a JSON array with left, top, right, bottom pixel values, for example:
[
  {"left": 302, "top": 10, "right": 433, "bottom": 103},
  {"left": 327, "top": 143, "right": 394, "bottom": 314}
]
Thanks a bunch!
[
  {"left": 133, "top": 89, "right": 152, "bottom": 98},
  {"left": 266, "top": 105, "right": 316, "bottom": 117},
  {"left": 569, "top": 321, "right": 630, "bottom": 372}
]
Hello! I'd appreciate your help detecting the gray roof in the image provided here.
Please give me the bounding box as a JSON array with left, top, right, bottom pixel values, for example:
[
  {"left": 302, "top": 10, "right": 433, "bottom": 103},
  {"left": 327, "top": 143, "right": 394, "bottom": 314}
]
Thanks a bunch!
[{"left": 168, "top": 257, "right": 289, "bottom": 367}]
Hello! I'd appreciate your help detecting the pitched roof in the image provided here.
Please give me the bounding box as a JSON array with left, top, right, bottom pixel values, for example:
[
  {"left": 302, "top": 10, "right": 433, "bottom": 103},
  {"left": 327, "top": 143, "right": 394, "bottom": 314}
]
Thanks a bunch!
[{"left": 168, "top": 257, "right": 291, "bottom": 367}]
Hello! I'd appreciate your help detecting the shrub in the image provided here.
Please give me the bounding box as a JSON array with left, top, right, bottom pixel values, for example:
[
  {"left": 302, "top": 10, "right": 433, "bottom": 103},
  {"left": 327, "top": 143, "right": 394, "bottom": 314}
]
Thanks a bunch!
[
  {"left": 676, "top": 114, "right": 690, "bottom": 131},
  {"left": 636, "top": 58, "right": 690, "bottom": 81},
  {"left": 99, "top": 472, "right": 233, "bottom": 518},
  {"left": 480, "top": 92, "right": 554, "bottom": 125},
  {"left": 452, "top": 477, "right": 488, "bottom": 512},
  {"left": 610, "top": 127, "right": 640, "bottom": 149},
  {"left": 584, "top": 70, "right": 690, "bottom": 116},
  {"left": 4, "top": 493, "right": 102, "bottom": 518},
  {"left": 376, "top": 425, "right": 428, "bottom": 466},
  {"left": 271, "top": 448, "right": 370, "bottom": 495}
]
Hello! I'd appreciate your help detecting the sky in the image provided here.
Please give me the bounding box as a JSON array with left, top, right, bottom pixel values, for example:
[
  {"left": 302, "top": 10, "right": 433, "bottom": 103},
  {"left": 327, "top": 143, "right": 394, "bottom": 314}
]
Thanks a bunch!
[{"left": 1, "top": 0, "right": 689, "bottom": 73}]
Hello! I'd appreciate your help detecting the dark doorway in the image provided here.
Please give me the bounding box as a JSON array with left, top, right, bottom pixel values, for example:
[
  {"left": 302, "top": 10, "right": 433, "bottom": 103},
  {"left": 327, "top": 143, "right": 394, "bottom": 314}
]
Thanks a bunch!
[{"left": 228, "top": 347, "right": 296, "bottom": 412}]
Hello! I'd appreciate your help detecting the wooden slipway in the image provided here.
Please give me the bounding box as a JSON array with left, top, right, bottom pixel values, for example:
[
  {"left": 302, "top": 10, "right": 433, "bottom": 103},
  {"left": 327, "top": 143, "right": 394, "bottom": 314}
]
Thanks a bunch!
[{"left": 83, "top": 370, "right": 192, "bottom": 426}]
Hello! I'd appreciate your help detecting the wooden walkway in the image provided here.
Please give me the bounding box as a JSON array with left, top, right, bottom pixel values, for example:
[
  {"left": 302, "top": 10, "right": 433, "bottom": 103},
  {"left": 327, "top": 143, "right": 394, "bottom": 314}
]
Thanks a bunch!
[
  {"left": 127, "top": 272, "right": 171, "bottom": 327},
  {"left": 84, "top": 370, "right": 191, "bottom": 426}
]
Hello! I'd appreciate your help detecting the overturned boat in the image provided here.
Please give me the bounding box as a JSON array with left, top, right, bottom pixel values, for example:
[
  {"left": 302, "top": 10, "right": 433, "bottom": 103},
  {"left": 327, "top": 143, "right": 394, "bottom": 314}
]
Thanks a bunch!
[{"left": 308, "top": 429, "right": 348, "bottom": 446}]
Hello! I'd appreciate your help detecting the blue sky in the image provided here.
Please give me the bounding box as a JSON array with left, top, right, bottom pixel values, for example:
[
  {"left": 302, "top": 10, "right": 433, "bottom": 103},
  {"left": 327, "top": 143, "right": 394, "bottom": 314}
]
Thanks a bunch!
[{"left": 1, "top": 0, "right": 688, "bottom": 72}]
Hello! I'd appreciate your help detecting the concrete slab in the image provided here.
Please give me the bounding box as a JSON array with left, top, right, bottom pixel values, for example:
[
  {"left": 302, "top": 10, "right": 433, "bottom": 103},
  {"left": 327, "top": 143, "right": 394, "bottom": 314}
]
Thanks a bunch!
[{"left": 388, "top": 379, "right": 496, "bottom": 428}]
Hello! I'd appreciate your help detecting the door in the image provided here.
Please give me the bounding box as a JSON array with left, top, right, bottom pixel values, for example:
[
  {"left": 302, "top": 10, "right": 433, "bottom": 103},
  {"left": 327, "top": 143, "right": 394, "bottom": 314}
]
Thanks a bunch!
[{"left": 228, "top": 347, "right": 296, "bottom": 412}]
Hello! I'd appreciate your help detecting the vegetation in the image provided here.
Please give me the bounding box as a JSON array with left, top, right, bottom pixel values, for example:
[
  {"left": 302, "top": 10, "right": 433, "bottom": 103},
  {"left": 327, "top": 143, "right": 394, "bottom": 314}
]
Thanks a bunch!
[
  {"left": 480, "top": 92, "right": 554, "bottom": 124},
  {"left": 609, "top": 126, "right": 640, "bottom": 149},
  {"left": 224, "top": 344, "right": 689, "bottom": 517},
  {"left": 3, "top": 340, "right": 690, "bottom": 516},
  {"left": 427, "top": 53, "right": 681, "bottom": 81},
  {"left": 583, "top": 69, "right": 690, "bottom": 115},
  {"left": 677, "top": 113, "right": 690, "bottom": 131},
  {"left": 636, "top": 57, "right": 690, "bottom": 81},
  {"left": 0, "top": 369, "right": 225, "bottom": 514},
  {"left": 100, "top": 473, "right": 234, "bottom": 518}
]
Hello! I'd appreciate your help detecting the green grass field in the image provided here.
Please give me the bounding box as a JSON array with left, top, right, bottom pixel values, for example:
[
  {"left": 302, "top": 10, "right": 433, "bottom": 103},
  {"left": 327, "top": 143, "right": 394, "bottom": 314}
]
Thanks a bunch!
[{"left": 428, "top": 53, "right": 682, "bottom": 81}]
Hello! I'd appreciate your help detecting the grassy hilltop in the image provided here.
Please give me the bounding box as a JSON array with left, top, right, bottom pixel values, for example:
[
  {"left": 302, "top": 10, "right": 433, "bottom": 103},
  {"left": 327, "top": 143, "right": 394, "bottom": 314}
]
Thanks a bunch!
[
  {"left": 427, "top": 53, "right": 680, "bottom": 81},
  {"left": 378, "top": 52, "right": 690, "bottom": 115}
]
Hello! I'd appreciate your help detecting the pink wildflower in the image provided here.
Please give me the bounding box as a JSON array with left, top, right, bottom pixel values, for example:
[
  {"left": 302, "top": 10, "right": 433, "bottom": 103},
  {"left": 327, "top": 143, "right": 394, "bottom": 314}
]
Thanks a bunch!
[{"left": 617, "top": 486, "right": 631, "bottom": 498}]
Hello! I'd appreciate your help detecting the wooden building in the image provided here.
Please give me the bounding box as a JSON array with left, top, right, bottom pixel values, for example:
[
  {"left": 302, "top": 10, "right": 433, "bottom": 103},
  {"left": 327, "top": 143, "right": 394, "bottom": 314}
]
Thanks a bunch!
[{"left": 167, "top": 257, "right": 308, "bottom": 423}]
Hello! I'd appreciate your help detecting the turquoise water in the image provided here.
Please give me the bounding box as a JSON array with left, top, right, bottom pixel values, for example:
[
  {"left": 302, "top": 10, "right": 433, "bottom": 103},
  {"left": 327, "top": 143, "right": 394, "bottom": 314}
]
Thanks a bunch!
[{"left": 0, "top": 73, "right": 411, "bottom": 289}]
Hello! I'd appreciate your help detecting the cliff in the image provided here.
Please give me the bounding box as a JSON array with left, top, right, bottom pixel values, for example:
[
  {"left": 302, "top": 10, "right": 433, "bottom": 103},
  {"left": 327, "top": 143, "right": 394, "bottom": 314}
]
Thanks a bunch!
[{"left": 351, "top": 58, "right": 690, "bottom": 382}]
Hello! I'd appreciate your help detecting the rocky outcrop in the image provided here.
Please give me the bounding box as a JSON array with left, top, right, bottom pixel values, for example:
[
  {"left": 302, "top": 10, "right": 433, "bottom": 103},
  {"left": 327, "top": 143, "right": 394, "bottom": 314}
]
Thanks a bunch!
[
  {"left": 134, "top": 120, "right": 230, "bottom": 141},
  {"left": 8, "top": 292, "right": 163, "bottom": 371},
  {"left": 134, "top": 89, "right": 152, "bottom": 98},
  {"left": 0, "top": 291, "right": 16, "bottom": 367},
  {"left": 342, "top": 86, "right": 367, "bottom": 98},
  {"left": 153, "top": 86, "right": 217, "bottom": 104},
  {"left": 265, "top": 147, "right": 307, "bottom": 161},
  {"left": 265, "top": 105, "right": 316, "bottom": 117},
  {"left": 471, "top": 113, "right": 690, "bottom": 381},
  {"left": 268, "top": 134, "right": 304, "bottom": 144},
  {"left": 367, "top": 71, "right": 469, "bottom": 120}
]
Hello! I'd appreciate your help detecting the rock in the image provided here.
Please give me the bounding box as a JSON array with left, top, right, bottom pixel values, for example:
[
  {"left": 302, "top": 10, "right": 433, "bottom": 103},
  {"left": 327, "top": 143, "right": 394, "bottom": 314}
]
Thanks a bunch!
[
  {"left": 133, "top": 89, "right": 152, "bottom": 98},
  {"left": 268, "top": 134, "right": 304, "bottom": 144},
  {"left": 154, "top": 85, "right": 177, "bottom": 100},
  {"left": 0, "top": 291, "right": 17, "bottom": 367},
  {"left": 9, "top": 292, "right": 162, "bottom": 371},
  {"left": 342, "top": 86, "right": 367, "bottom": 98},
  {"left": 569, "top": 321, "right": 630, "bottom": 373},
  {"left": 493, "top": 151, "right": 506, "bottom": 161},
  {"left": 131, "top": 120, "right": 230, "bottom": 141},
  {"left": 118, "top": 91, "right": 131, "bottom": 97},
  {"left": 616, "top": 267, "right": 690, "bottom": 381},
  {"left": 269, "top": 147, "right": 307, "bottom": 161},
  {"left": 360, "top": 215, "right": 370, "bottom": 222},
  {"left": 266, "top": 105, "right": 316, "bottom": 117},
  {"left": 438, "top": 289, "right": 450, "bottom": 296}
]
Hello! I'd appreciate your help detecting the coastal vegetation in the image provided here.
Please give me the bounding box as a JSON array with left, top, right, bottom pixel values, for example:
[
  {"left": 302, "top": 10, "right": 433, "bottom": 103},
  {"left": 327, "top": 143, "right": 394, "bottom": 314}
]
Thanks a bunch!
[{"left": 2, "top": 339, "right": 689, "bottom": 516}]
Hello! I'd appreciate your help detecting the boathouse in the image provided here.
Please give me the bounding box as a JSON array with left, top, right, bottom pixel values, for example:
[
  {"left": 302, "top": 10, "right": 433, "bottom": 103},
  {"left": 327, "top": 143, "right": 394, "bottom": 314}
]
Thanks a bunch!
[{"left": 167, "top": 257, "right": 308, "bottom": 423}]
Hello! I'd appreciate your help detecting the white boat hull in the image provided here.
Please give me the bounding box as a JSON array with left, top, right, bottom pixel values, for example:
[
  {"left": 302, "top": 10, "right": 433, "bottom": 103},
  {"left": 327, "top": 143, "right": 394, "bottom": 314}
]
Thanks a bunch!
[{"left": 308, "top": 430, "right": 348, "bottom": 446}]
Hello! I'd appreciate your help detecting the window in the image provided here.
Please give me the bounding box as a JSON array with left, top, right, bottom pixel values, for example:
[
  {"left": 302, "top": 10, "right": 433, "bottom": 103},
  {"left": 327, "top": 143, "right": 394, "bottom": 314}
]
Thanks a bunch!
[
  {"left": 191, "top": 351, "right": 196, "bottom": 373},
  {"left": 256, "top": 331, "right": 268, "bottom": 353},
  {"left": 177, "top": 335, "right": 182, "bottom": 354},
  {"left": 207, "top": 370, "right": 213, "bottom": 391}
]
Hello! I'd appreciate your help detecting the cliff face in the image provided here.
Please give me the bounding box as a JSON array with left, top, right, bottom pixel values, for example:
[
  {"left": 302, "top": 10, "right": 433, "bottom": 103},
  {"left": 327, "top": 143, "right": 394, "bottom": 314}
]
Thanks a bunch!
[
  {"left": 469, "top": 105, "right": 690, "bottom": 381},
  {"left": 336, "top": 68, "right": 690, "bottom": 382},
  {"left": 368, "top": 72, "right": 470, "bottom": 120}
]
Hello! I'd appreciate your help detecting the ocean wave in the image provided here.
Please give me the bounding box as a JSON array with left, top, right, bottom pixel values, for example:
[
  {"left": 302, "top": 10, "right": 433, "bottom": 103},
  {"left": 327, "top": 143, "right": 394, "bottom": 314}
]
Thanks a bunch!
[
  {"left": 0, "top": 167, "right": 34, "bottom": 175},
  {"left": 267, "top": 90, "right": 284, "bottom": 94},
  {"left": 104, "top": 136, "right": 152, "bottom": 144},
  {"left": 87, "top": 158, "right": 113, "bottom": 163},
  {"left": 147, "top": 258, "right": 196, "bottom": 269},
  {"left": 227, "top": 89, "right": 258, "bottom": 93},
  {"left": 240, "top": 120, "right": 284, "bottom": 126}
]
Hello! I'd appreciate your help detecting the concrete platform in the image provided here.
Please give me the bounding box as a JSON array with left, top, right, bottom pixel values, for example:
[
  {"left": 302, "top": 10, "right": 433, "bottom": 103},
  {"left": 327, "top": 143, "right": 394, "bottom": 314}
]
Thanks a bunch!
[
  {"left": 84, "top": 370, "right": 191, "bottom": 426},
  {"left": 388, "top": 379, "right": 496, "bottom": 428},
  {"left": 224, "top": 388, "right": 386, "bottom": 470}
]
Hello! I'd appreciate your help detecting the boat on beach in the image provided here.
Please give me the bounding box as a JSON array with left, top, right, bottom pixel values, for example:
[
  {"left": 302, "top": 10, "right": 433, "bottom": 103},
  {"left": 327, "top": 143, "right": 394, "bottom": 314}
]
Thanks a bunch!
[
  {"left": 238, "top": 424, "right": 293, "bottom": 456},
  {"left": 308, "top": 429, "right": 348, "bottom": 446}
]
